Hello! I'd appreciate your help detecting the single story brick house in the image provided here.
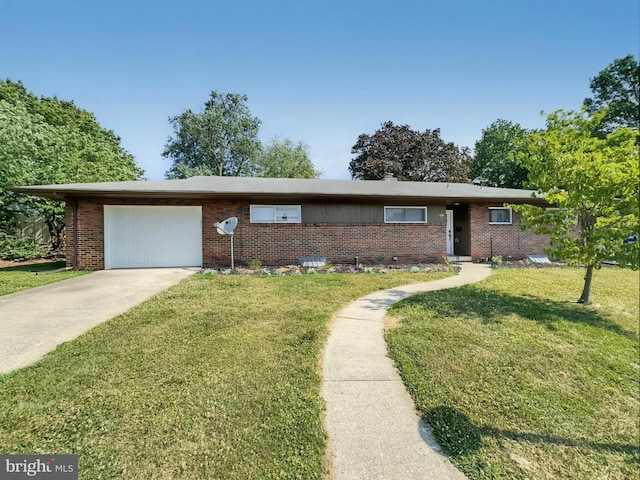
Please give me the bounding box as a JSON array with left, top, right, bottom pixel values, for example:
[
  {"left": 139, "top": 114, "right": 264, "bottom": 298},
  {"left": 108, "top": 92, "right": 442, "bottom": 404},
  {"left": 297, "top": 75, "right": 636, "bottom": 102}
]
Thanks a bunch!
[{"left": 14, "top": 175, "right": 550, "bottom": 270}]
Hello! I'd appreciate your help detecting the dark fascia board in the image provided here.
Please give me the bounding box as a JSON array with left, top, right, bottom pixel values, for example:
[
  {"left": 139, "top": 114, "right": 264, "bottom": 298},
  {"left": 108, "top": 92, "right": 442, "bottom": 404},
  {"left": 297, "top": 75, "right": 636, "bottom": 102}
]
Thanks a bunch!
[
  {"left": 10, "top": 188, "right": 550, "bottom": 206},
  {"left": 10, "top": 176, "right": 549, "bottom": 206}
]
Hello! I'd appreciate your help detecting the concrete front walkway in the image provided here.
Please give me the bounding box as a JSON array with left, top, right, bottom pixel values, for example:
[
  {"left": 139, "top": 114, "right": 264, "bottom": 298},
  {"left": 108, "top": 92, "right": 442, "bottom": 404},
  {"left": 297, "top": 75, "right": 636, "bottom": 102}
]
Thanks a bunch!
[
  {"left": 0, "top": 268, "right": 196, "bottom": 374},
  {"left": 322, "top": 263, "right": 492, "bottom": 480}
]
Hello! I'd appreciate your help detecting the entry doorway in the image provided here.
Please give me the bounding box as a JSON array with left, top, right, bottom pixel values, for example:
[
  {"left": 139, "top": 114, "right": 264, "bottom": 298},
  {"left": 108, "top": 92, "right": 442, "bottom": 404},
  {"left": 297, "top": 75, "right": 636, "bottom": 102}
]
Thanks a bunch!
[{"left": 446, "top": 205, "right": 470, "bottom": 256}]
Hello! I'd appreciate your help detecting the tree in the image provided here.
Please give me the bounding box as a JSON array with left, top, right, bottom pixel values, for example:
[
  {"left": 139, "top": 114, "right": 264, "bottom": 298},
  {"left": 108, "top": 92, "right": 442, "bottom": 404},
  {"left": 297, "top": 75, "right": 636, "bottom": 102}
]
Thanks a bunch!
[
  {"left": 349, "top": 121, "right": 471, "bottom": 182},
  {"left": 163, "top": 91, "right": 261, "bottom": 179},
  {"left": 470, "top": 119, "right": 529, "bottom": 188},
  {"left": 584, "top": 55, "right": 639, "bottom": 133},
  {"left": 0, "top": 79, "right": 143, "bottom": 251},
  {"left": 511, "top": 109, "right": 639, "bottom": 303},
  {"left": 254, "top": 137, "right": 321, "bottom": 178}
]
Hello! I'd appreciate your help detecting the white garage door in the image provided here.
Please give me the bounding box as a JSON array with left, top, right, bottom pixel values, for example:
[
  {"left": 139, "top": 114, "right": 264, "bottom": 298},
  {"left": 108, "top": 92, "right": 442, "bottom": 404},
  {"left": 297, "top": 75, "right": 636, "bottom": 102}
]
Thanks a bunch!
[{"left": 104, "top": 205, "right": 202, "bottom": 269}]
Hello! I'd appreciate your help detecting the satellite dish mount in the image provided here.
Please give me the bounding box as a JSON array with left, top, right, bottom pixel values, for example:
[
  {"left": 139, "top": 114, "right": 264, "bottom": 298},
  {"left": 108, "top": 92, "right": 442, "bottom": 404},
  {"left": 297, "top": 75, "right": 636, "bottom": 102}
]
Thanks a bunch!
[{"left": 214, "top": 217, "right": 238, "bottom": 269}]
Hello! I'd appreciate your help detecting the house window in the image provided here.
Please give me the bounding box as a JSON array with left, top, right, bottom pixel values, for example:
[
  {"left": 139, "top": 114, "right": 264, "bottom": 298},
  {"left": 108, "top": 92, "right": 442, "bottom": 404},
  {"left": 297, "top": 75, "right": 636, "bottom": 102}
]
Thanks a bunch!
[
  {"left": 489, "top": 207, "right": 512, "bottom": 224},
  {"left": 384, "top": 206, "right": 427, "bottom": 223},
  {"left": 545, "top": 207, "right": 577, "bottom": 223},
  {"left": 250, "top": 205, "right": 301, "bottom": 223}
]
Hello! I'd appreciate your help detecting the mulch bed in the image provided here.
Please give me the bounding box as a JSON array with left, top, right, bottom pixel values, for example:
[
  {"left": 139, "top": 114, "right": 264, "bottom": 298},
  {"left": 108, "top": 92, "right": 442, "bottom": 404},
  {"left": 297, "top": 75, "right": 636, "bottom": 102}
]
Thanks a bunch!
[
  {"left": 201, "top": 263, "right": 460, "bottom": 275},
  {"left": 0, "top": 257, "right": 64, "bottom": 270}
]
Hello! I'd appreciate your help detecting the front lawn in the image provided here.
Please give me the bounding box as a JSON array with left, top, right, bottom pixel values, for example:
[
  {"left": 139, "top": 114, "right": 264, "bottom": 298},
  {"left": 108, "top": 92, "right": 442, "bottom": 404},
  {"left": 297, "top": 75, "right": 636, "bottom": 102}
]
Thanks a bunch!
[
  {"left": 0, "top": 270, "right": 450, "bottom": 479},
  {"left": 0, "top": 261, "right": 89, "bottom": 296},
  {"left": 386, "top": 267, "right": 639, "bottom": 480}
]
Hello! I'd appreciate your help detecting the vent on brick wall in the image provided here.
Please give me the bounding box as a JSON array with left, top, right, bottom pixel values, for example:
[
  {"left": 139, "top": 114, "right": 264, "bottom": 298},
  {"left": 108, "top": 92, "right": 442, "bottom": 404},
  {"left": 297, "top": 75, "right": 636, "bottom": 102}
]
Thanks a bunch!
[
  {"left": 298, "top": 257, "right": 327, "bottom": 267},
  {"left": 528, "top": 255, "right": 551, "bottom": 264}
]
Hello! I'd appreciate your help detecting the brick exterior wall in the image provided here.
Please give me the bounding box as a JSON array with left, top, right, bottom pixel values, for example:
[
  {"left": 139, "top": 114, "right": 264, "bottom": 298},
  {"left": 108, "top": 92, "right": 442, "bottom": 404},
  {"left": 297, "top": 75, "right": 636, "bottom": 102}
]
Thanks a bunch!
[
  {"left": 65, "top": 200, "right": 105, "bottom": 270},
  {"left": 65, "top": 198, "right": 549, "bottom": 270},
  {"left": 468, "top": 203, "right": 549, "bottom": 260},
  {"left": 232, "top": 221, "right": 445, "bottom": 266}
]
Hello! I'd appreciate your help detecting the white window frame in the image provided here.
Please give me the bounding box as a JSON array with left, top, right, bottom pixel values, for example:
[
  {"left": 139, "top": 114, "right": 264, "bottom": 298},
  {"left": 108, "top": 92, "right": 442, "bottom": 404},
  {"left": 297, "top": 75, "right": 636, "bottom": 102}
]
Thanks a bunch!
[
  {"left": 488, "top": 207, "right": 512, "bottom": 224},
  {"left": 545, "top": 207, "right": 578, "bottom": 223},
  {"left": 250, "top": 205, "right": 301, "bottom": 223},
  {"left": 384, "top": 206, "right": 428, "bottom": 223}
]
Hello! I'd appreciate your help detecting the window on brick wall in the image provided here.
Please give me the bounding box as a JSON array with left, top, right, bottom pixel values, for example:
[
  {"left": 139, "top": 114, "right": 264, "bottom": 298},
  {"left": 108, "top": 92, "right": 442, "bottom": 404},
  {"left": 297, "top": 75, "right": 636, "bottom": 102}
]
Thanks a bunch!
[
  {"left": 488, "top": 207, "right": 512, "bottom": 224},
  {"left": 250, "top": 205, "right": 301, "bottom": 223},
  {"left": 384, "top": 206, "right": 427, "bottom": 223}
]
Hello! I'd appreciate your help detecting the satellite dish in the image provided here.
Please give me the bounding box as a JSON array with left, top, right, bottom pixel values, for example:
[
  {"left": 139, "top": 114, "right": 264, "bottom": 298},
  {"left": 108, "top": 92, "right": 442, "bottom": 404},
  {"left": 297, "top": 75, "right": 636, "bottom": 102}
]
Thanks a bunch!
[
  {"left": 214, "top": 217, "right": 238, "bottom": 236},
  {"left": 214, "top": 217, "right": 238, "bottom": 269}
]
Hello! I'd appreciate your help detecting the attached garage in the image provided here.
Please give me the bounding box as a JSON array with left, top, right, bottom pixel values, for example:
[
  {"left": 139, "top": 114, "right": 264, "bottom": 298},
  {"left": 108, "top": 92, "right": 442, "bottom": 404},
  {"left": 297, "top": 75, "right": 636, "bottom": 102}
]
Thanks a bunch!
[{"left": 104, "top": 205, "right": 202, "bottom": 269}]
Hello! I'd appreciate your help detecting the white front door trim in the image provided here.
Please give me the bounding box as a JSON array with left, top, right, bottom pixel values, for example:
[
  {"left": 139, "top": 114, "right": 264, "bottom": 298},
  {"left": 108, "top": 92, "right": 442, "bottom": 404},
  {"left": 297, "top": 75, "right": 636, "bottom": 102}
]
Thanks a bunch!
[{"left": 446, "top": 210, "right": 454, "bottom": 255}]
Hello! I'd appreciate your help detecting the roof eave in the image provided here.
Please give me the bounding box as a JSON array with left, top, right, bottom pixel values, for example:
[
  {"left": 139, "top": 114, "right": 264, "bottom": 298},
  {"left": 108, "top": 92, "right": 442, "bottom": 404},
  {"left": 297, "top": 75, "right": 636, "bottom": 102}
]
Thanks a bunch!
[{"left": 11, "top": 186, "right": 548, "bottom": 206}]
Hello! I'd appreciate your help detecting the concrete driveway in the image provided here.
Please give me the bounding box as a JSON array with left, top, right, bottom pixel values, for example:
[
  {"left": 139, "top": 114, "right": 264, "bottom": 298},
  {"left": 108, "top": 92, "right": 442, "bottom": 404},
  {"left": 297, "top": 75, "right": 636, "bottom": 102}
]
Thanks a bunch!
[{"left": 0, "top": 268, "right": 196, "bottom": 374}]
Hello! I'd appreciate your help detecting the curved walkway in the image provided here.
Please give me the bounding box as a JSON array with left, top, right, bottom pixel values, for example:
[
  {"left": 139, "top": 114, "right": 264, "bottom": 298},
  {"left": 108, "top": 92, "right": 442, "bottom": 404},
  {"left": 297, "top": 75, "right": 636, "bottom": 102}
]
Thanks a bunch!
[{"left": 321, "top": 263, "right": 492, "bottom": 480}]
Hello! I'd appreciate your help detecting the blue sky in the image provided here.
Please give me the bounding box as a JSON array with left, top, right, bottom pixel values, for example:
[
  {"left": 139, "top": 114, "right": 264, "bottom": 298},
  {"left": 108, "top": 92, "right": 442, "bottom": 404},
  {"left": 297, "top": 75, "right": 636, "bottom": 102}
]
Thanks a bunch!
[{"left": 1, "top": 0, "right": 637, "bottom": 180}]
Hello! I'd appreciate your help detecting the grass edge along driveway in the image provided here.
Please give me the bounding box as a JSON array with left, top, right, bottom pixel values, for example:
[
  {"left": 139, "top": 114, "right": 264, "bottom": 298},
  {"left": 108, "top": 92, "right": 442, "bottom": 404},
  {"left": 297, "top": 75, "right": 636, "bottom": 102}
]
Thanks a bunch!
[
  {"left": 387, "top": 267, "right": 639, "bottom": 480},
  {"left": 0, "top": 269, "right": 451, "bottom": 479},
  {"left": 0, "top": 261, "right": 89, "bottom": 296}
]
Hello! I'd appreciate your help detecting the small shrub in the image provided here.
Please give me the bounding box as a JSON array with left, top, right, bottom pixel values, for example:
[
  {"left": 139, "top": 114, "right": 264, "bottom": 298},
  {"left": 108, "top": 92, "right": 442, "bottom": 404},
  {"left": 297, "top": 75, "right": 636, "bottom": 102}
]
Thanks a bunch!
[
  {"left": 363, "top": 267, "right": 374, "bottom": 274},
  {"left": 490, "top": 255, "right": 503, "bottom": 268},
  {"left": 410, "top": 266, "right": 421, "bottom": 273},
  {"left": 260, "top": 268, "right": 272, "bottom": 276},
  {"left": 248, "top": 259, "right": 262, "bottom": 270},
  {"left": 306, "top": 268, "right": 318, "bottom": 274}
]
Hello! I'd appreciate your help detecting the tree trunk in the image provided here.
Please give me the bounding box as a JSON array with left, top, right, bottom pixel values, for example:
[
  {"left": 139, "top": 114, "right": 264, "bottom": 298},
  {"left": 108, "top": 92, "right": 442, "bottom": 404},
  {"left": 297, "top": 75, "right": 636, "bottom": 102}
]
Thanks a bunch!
[{"left": 578, "top": 264, "right": 594, "bottom": 304}]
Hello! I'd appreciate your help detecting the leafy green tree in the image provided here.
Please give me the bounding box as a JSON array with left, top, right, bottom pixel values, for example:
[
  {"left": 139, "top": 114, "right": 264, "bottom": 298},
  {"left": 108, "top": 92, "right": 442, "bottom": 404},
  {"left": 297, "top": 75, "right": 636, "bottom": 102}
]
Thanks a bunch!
[
  {"left": 584, "top": 55, "right": 639, "bottom": 133},
  {"left": 512, "top": 109, "right": 639, "bottom": 303},
  {"left": 470, "top": 119, "right": 529, "bottom": 188},
  {"left": 0, "top": 79, "right": 143, "bottom": 251},
  {"left": 163, "top": 91, "right": 261, "bottom": 178},
  {"left": 254, "top": 137, "right": 321, "bottom": 178},
  {"left": 349, "top": 121, "right": 471, "bottom": 182}
]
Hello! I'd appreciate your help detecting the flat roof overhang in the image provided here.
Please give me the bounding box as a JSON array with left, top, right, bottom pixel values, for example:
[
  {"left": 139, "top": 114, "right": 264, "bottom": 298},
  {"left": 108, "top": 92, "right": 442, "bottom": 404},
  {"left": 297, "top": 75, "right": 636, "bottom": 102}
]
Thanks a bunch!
[
  {"left": 10, "top": 187, "right": 549, "bottom": 206},
  {"left": 10, "top": 176, "right": 549, "bottom": 206}
]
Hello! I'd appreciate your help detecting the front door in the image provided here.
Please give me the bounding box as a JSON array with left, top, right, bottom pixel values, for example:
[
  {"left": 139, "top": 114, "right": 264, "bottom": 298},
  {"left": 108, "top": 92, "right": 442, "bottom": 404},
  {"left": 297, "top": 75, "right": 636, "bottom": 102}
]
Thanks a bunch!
[{"left": 446, "top": 210, "right": 454, "bottom": 255}]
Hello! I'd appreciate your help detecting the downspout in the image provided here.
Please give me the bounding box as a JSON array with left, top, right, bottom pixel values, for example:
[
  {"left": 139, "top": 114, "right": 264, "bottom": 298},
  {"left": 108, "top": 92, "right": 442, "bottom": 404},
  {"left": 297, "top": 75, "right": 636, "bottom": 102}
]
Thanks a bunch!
[{"left": 73, "top": 200, "right": 78, "bottom": 269}]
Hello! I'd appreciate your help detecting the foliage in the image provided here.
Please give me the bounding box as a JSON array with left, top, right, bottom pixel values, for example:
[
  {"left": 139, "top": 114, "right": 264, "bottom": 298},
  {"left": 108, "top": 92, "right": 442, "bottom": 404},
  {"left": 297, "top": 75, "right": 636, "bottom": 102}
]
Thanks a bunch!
[
  {"left": 584, "top": 54, "right": 640, "bottom": 133},
  {"left": 0, "top": 232, "right": 49, "bottom": 261},
  {"left": 163, "top": 91, "right": 261, "bottom": 178},
  {"left": 470, "top": 119, "right": 529, "bottom": 188},
  {"left": 511, "top": 109, "right": 639, "bottom": 303},
  {"left": 0, "top": 79, "right": 143, "bottom": 250},
  {"left": 387, "top": 268, "right": 639, "bottom": 480},
  {"left": 247, "top": 258, "right": 262, "bottom": 270},
  {"left": 254, "top": 137, "right": 321, "bottom": 178},
  {"left": 349, "top": 121, "right": 471, "bottom": 182},
  {"left": 490, "top": 255, "right": 503, "bottom": 268},
  {"left": 0, "top": 270, "right": 448, "bottom": 479}
]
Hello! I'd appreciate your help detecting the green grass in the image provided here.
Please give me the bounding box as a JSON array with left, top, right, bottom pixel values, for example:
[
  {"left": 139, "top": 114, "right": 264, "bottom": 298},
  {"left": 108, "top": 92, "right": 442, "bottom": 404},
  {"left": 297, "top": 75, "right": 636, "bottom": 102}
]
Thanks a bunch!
[
  {"left": 0, "top": 270, "right": 451, "bottom": 479},
  {"left": 386, "top": 267, "right": 639, "bottom": 480},
  {"left": 0, "top": 261, "right": 89, "bottom": 296}
]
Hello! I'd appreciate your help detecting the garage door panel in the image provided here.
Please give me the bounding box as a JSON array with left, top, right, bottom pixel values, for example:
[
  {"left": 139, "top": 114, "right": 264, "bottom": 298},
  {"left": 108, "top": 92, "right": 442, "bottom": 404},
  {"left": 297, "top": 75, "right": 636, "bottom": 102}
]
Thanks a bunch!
[{"left": 104, "top": 206, "right": 202, "bottom": 269}]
